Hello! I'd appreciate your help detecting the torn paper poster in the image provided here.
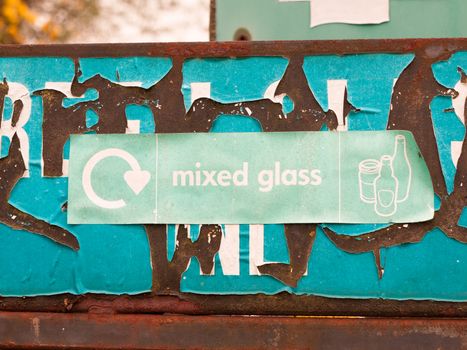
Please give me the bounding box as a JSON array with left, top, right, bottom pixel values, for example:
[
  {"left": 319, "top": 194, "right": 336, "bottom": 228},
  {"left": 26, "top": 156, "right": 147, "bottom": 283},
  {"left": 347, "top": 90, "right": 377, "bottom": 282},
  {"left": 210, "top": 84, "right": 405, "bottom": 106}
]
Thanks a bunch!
[{"left": 310, "top": 0, "right": 390, "bottom": 28}]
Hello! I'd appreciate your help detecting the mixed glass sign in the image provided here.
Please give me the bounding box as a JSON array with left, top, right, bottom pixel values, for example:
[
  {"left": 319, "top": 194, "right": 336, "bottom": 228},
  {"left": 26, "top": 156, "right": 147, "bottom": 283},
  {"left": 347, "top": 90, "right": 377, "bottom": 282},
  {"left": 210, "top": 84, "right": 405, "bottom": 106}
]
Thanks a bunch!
[{"left": 0, "top": 42, "right": 465, "bottom": 302}]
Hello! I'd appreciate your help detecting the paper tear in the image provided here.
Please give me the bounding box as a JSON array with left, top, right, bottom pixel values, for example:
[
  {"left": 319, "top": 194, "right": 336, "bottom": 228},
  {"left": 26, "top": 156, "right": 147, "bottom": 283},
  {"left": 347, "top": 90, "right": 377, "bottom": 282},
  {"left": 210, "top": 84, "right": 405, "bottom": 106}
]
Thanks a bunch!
[
  {"left": 453, "top": 79, "right": 467, "bottom": 126},
  {"left": 451, "top": 141, "right": 463, "bottom": 168},
  {"left": 327, "top": 79, "right": 348, "bottom": 131}
]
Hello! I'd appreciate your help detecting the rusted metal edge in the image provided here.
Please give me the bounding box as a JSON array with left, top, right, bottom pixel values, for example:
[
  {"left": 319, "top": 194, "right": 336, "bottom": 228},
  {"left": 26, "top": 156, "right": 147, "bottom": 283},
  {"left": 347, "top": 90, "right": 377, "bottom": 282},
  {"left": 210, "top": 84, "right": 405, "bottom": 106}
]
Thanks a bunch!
[
  {"left": 2, "top": 293, "right": 467, "bottom": 318},
  {"left": 0, "top": 38, "right": 464, "bottom": 58},
  {"left": 0, "top": 312, "right": 465, "bottom": 349}
]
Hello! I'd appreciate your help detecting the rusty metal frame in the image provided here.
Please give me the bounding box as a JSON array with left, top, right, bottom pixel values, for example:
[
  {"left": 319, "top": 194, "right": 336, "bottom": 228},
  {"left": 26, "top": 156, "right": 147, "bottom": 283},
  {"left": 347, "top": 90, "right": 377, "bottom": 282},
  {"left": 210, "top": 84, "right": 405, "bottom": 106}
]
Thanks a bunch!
[
  {"left": 0, "top": 38, "right": 465, "bottom": 315},
  {"left": 1, "top": 313, "right": 466, "bottom": 349},
  {"left": 0, "top": 38, "right": 460, "bottom": 57},
  {"left": 0, "top": 39, "right": 466, "bottom": 348}
]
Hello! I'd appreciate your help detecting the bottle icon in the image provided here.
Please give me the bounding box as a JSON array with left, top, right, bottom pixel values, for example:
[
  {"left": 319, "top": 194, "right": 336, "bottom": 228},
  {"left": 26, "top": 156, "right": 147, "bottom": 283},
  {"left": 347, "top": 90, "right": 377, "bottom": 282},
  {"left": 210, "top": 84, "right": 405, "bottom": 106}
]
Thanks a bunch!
[
  {"left": 392, "top": 134, "right": 412, "bottom": 202},
  {"left": 374, "top": 155, "right": 398, "bottom": 217}
]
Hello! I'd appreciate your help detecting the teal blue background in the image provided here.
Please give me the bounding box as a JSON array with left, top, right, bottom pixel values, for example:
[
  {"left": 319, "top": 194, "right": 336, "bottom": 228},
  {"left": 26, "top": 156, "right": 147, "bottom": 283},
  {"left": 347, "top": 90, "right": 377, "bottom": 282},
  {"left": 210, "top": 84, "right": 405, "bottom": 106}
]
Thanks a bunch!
[
  {"left": 182, "top": 57, "right": 289, "bottom": 110},
  {"left": 432, "top": 53, "right": 467, "bottom": 196},
  {"left": 0, "top": 54, "right": 465, "bottom": 300},
  {"left": 303, "top": 54, "right": 414, "bottom": 130},
  {"left": 179, "top": 55, "right": 467, "bottom": 300},
  {"left": 0, "top": 57, "right": 172, "bottom": 295}
]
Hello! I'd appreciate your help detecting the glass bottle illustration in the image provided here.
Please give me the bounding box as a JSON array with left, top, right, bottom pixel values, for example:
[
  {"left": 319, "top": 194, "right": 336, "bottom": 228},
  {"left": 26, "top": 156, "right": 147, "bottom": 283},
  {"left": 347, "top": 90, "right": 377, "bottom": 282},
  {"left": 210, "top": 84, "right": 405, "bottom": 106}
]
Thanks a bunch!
[
  {"left": 374, "top": 155, "right": 398, "bottom": 217},
  {"left": 392, "top": 134, "right": 412, "bottom": 203}
]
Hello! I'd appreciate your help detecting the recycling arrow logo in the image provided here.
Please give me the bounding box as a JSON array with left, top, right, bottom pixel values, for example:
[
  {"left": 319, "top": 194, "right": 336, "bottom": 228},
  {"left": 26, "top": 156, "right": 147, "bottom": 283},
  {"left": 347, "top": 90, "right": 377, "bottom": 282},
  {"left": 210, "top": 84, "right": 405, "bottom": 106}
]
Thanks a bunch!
[{"left": 82, "top": 148, "right": 151, "bottom": 209}]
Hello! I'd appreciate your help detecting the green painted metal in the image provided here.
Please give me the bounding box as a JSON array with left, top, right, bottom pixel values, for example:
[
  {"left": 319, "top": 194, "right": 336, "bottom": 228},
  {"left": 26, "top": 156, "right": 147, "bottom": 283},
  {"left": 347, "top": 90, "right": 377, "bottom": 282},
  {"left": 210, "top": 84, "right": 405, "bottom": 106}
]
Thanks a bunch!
[{"left": 216, "top": 0, "right": 466, "bottom": 41}]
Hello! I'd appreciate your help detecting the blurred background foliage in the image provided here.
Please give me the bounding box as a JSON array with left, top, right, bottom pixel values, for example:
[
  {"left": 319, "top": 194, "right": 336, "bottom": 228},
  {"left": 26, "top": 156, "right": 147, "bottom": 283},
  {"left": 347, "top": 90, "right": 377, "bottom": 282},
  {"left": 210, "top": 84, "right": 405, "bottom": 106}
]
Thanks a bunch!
[
  {"left": 0, "top": 0, "right": 98, "bottom": 43},
  {"left": 0, "top": 0, "right": 208, "bottom": 44}
]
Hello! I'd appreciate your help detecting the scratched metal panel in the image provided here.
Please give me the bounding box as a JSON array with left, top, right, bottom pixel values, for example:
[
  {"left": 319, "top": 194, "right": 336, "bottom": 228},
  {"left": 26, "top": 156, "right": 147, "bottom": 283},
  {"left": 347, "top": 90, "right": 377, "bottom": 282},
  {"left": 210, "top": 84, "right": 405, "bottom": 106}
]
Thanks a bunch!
[{"left": 0, "top": 40, "right": 465, "bottom": 316}]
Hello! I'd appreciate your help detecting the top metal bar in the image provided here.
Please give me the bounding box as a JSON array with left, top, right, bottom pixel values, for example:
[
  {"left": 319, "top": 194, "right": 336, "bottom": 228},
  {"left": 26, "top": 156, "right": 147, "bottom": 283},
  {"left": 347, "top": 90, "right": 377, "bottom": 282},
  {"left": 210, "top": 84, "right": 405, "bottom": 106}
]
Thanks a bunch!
[{"left": 0, "top": 38, "right": 465, "bottom": 57}]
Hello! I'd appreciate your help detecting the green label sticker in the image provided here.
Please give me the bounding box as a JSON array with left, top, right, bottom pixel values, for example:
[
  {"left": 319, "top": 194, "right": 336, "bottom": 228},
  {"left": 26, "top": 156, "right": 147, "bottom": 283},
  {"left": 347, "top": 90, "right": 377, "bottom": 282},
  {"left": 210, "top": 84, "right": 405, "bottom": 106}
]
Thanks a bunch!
[{"left": 68, "top": 131, "right": 434, "bottom": 224}]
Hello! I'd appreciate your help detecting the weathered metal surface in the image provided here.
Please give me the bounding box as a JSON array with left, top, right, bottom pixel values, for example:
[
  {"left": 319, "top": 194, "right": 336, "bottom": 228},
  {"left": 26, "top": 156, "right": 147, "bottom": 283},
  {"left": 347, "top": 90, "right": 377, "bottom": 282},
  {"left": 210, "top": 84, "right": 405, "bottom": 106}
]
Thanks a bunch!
[
  {"left": 0, "top": 39, "right": 465, "bottom": 314},
  {"left": 0, "top": 134, "right": 79, "bottom": 249},
  {"left": 0, "top": 312, "right": 466, "bottom": 350},
  {"left": 2, "top": 293, "right": 467, "bottom": 318}
]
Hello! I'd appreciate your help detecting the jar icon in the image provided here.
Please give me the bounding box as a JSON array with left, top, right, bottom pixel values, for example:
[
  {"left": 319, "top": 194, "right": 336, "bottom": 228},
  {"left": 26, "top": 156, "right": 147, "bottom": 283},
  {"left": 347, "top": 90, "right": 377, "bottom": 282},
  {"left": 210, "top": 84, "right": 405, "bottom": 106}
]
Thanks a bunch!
[{"left": 358, "top": 159, "right": 380, "bottom": 203}]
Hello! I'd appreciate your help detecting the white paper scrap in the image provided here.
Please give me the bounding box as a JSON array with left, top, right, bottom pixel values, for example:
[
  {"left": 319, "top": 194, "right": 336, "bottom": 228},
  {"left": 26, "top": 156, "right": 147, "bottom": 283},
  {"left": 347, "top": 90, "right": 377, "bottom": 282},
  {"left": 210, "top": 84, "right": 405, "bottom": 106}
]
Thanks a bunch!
[{"left": 310, "top": 0, "right": 390, "bottom": 28}]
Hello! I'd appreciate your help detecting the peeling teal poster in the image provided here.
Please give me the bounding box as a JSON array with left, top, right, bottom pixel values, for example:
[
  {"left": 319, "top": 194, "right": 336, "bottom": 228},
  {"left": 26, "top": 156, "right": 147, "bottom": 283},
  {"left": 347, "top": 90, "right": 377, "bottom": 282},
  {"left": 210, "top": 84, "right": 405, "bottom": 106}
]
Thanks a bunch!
[
  {"left": 68, "top": 131, "right": 434, "bottom": 225},
  {"left": 0, "top": 43, "right": 465, "bottom": 304}
]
